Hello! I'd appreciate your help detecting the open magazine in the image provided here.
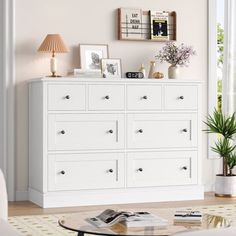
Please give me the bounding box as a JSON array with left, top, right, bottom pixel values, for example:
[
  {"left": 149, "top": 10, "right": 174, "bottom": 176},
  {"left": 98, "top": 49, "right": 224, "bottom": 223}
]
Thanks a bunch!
[{"left": 86, "top": 209, "right": 168, "bottom": 228}]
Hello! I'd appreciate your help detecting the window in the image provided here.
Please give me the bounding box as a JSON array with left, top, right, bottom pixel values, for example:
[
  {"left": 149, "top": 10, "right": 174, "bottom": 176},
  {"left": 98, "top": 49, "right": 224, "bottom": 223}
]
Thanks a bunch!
[
  {"left": 208, "top": 0, "right": 225, "bottom": 157},
  {"left": 216, "top": 0, "right": 224, "bottom": 112}
]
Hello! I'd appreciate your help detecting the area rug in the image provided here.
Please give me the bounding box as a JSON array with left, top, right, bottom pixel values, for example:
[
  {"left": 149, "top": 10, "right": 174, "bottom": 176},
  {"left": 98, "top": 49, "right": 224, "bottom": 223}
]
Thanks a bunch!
[{"left": 8, "top": 204, "right": 236, "bottom": 236}]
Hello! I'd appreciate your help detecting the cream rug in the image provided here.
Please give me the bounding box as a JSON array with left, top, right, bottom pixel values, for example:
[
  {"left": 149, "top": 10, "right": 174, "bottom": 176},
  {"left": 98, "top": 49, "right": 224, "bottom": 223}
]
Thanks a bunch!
[{"left": 8, "top": 204, "right": 236, "bottom": 236}]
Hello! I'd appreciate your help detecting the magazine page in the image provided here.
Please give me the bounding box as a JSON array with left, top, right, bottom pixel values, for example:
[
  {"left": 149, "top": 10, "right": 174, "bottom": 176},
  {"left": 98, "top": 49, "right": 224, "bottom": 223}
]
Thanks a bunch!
[{"left": 86, "top": 209, "right": 168, "bottom": 228}]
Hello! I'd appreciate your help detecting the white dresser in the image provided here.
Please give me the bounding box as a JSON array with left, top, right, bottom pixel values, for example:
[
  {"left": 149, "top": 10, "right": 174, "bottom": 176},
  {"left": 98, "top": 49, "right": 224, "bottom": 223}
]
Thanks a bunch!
[{"left": 29, "top": 78, "right": 203, "bottom": 208}]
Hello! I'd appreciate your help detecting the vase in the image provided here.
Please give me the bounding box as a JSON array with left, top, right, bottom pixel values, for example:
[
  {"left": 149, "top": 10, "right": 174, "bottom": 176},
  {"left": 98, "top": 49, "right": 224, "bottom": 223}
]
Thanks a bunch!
[
  {"left": 148, "top": 61, "right": 155, "bottom": 78},
  {"left": 168, "top": 64, "right": 179, "bottom": 79},
  {"left": 215, "top": 175, "right": 236, "bottom": 197},
  {"left": 139, "top": 64, "right": 146, "bottom": 78}
]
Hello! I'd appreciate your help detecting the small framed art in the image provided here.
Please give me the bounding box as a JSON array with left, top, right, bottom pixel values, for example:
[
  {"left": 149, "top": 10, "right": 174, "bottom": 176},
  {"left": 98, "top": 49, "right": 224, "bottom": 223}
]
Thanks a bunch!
[
  {"left": 79, "top": 44, "right": 109, "bottom": 72},
  {"left": 101, "top": 59, "right": 122, "bottom": 78}
]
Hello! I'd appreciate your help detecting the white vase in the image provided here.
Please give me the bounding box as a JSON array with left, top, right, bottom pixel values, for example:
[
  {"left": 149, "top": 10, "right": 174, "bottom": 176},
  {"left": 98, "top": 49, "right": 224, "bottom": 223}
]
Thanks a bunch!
[
  {"left": 215, "top": 175, "right": 236, "bottom": 197},
  {"left": 168, "top": 64, "right": 179, "bottom": 79}
]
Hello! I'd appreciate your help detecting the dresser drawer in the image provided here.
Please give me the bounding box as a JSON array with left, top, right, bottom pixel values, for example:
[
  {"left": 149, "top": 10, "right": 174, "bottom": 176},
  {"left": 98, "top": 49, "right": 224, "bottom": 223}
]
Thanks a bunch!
[
  {"left": 127, "top": 151, "right": 197, "bottom": 187},
  {"left": 48, "top": 114, "right": 124, "bottom": 151},
  {"left": 47, "top": 84, "right": 86, "bottom": 111},
  {"left": 127, "top": 85, "right": 162, "bottom": 110},
  {"left": 88, "top": 84, "right": 125, "bottom": 110},
  {"left": 164, "top": 85, "right": 198, "bottom": 110},
  {"left": 48, "top": 153, "right": 125, "bottom": 191},
  {"left": 127, "top": 113, "right": 197, "bottom": 149}
]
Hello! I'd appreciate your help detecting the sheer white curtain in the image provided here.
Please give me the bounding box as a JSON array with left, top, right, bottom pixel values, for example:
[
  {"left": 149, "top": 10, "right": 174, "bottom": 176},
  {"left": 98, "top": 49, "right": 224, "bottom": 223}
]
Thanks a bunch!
[{"left": 222, "top": 0, "right": 236, "bottom": 114}]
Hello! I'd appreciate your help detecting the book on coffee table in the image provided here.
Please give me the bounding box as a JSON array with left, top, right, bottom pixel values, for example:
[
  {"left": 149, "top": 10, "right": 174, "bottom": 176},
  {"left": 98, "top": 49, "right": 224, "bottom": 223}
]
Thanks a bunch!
[
  {"left": 86, "top": 209, "right": 168, "bottom": 228},
  {"left": 174, "top": 211, "right": 202, "bottom": 223}
]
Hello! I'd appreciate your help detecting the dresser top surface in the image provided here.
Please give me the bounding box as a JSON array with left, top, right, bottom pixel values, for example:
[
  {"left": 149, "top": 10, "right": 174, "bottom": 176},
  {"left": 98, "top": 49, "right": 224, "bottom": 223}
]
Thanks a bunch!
[{"left": 29, "top": 77, "right": 203, "bottom": 84}]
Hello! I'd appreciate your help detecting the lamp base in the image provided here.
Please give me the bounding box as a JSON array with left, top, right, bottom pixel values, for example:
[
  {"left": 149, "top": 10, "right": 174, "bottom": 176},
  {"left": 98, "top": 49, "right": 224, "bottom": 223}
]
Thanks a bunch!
[{"left": 46, "top": 75, "right": 62, "bottom": 78}]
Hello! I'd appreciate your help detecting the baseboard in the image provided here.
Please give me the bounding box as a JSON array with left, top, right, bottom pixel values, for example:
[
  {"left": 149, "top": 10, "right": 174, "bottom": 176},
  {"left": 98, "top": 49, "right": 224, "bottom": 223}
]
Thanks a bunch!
[
  {"left": 29, "top": 185, "right": 204, "bottom": 208},
  {"left": 15, "top": 190, "right": 29, "bottom": 201}
]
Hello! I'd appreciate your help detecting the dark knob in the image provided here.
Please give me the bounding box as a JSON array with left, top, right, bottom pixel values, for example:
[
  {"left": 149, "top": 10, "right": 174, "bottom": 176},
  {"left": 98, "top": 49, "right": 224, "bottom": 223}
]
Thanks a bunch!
[
  {"left": 61, "top": 130, "right": 65, "bottom": 134},
  {"left": 182, "top": 129, "right": 188, "bottom": 132},
  {"left": 179, "top": 96, "right": 184, "bottom": 100},
  {"left": 105, "top": 95, "right": 110, "bottom": 100},
  {"left": 65, "top": 95, "right": 70, "bottom": 99},
  {"left": 143, "top": 96, "right": 148, "bottom": 100},
  {"left": 138, "top": 168, "right": 143, "bottom": 172},
  {"left": 138, "top": 129, "right": 143, "bottom": 133},
  {"left": 108, "top": 169, "right": 113, "bottom": 173},
  {"left": 60, "top": 170, "right": 65, "bottom": 175},
  {"left": 182, "top": 166, "right": 188, "bottom": 170},
  {"left": 108, "top": 130, "right": 113, "bottom": 134}
]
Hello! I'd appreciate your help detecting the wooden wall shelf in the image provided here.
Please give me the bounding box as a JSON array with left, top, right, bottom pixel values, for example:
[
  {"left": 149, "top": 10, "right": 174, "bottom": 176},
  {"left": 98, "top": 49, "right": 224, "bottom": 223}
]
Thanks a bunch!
[{"left": 118, "top": 8, "right": 177, "bottom": 42}]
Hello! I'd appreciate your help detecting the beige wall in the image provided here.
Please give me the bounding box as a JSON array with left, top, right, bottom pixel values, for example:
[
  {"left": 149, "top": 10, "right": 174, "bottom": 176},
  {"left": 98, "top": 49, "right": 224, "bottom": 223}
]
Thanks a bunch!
[{"left": 15, "top": 0, "right": 215, "bottom": 195}]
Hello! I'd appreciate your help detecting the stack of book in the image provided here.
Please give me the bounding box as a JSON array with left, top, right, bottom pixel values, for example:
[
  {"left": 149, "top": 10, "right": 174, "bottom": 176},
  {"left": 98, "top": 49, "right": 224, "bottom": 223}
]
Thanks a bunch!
[
  {"left": 174, "top": 211, "right": 202, "bottom": 224},
  {"left": 73, "top": 69, "right": 102, "bottom": 78},
  {"left": 86, "top": 209, "right": 168, "bottom": 228}
]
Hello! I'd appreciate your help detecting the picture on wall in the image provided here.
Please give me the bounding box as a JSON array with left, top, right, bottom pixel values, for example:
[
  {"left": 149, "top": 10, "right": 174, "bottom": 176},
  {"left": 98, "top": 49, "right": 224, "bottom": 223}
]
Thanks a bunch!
[
  {"left": 79, "top": 44, "right": 109, "bottom": 72},
  {"left": 101, "top": 59, "right": 122, "bottom": 78}
]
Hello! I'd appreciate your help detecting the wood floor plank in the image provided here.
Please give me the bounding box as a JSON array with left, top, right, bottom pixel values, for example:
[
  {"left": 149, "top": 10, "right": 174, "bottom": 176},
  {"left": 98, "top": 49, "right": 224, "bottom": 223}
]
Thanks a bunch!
[{"left": 8, "top": 192, "right": 236, "bottom": 216}]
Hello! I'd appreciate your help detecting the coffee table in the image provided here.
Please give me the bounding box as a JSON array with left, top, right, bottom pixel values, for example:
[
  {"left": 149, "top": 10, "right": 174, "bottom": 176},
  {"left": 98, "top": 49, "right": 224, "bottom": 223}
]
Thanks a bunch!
[{"left": 58, "top": 208, "right": 231, "bottom": 236}]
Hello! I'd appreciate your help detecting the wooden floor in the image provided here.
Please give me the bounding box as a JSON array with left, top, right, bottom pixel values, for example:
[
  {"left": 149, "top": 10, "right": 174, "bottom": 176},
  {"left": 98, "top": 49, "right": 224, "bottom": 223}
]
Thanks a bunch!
[{"left": 8, "top": 192, "right": 236, "bottom": 217}]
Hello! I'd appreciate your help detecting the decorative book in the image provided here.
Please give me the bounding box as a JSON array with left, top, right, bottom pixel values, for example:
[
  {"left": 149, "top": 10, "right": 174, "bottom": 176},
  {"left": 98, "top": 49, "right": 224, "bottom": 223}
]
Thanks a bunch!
[
  {"left": 174, "top": 211, "right": 202, "bottom": 223},
  {"left": 150, "top": 11, "right": 169, "bottom": 40},
  {"left": 86, "top": 209, "right": 168, "bottom": 228}
]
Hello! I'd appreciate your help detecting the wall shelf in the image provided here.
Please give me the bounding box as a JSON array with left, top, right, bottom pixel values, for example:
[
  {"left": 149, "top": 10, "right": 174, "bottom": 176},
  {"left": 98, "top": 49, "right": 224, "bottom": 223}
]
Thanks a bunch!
[{"left": 118, "top": 8, "right": 177, "bottom": 42}]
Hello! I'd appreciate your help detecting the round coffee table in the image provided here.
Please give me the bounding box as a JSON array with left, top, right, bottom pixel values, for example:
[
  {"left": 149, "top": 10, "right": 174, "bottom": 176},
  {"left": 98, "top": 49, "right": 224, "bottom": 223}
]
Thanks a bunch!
[{"left": 58, "top": 208, "right": 231, "bottom": 236}]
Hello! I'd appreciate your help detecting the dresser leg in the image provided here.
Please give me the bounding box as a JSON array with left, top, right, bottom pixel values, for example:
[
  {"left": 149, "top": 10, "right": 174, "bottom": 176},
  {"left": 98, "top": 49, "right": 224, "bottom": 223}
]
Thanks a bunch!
[{"left": 77, "top": 232, "right": 84, "bottom": 236}]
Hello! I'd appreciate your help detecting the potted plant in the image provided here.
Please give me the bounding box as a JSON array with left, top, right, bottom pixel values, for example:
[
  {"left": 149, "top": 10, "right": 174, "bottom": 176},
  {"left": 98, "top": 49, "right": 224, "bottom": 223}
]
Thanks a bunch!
[
  {"left": 156, "top": 42, "right": 196, "bottom": 79},
  {"left": 204, "top": 109, "right": 236, "bottom": 197}
]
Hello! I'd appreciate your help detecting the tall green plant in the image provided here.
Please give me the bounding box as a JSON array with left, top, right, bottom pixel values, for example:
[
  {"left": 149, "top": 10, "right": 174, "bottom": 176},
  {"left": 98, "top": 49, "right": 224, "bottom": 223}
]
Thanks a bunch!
[{"left": 204, "top": 109, "right": 236, "bottom": 176}]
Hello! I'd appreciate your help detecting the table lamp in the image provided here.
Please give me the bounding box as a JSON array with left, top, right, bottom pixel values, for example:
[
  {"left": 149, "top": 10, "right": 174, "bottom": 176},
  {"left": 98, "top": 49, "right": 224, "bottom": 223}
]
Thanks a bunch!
[{"left": 38, "top": 34, "right": 68, "bottom": 77}]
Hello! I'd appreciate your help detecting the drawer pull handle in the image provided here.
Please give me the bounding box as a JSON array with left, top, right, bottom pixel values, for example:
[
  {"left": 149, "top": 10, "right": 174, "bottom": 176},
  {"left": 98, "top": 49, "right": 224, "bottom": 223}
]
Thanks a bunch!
[
  {"left": 104, "top": 95, "right": 110, "bottom": 100},
  {"left": 182, "top": 129, "right": 188, "bottom": 133},
  {"left": 179, "top": 96, "right": 184, "bottom": 100},
  {"left": 108, "top": 169, "right": 114, "bottom": 173},
  {"left": 60, "top": 170, "right": 65, "bottom": 175},
  {"left": 60, "top": 130, "right": 65, "bottom": 134},
  {"left": 142, "top": 95, "right": 148, "bottom": 100},
  {"left": 138, "top": 129, "right": 143, "bottom": 133},
  {"left": 182, "top": 166, "right": 188, "bottom": 170},
  {"left": 138, "top": 168, "right": 143, "bottom": 172},
  {"left": 65, "top": 95, "right": 70, "bottom": 99},
  {"left": 108, "top": 130, "right": 113, "bottom": 134}
]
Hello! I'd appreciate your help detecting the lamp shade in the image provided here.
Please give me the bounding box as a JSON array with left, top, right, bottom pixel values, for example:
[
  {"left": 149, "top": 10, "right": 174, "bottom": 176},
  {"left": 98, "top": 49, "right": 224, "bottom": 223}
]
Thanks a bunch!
[{"left": 38, "top": 34, "right": 68, "bottom": 53}]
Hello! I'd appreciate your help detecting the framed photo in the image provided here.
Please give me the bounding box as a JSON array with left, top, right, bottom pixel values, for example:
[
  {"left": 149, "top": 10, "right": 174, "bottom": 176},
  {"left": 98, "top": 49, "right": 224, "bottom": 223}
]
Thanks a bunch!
[
  {"left": 101, "top": 59, "right": 122, "bottom": 78},
  {"left": 79, "top": 44, "right": 109, "bottom": 72}
]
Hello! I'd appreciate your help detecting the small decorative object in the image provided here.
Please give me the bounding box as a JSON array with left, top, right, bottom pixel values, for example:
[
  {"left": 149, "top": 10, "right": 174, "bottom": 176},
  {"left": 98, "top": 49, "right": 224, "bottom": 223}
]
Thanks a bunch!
[
  {"left": 139, "top": 64, "right": 146, "bottom": 77},
  {"left": 126, "top": 72, "right": 144, "bottom": 79},
  {"left": 79, "top": 44, "right": 109, "bottom": 73},
  {"left": 168, "top": 64, "right": 179, "bottom": 79},
  {"left": 73, "top": 69, "right": 102, "bottom": 78},
  {"left": 38, "top": 34, "right": 69, "bottom": 77},
  {"left": 204, "top": 109, "right": 236, "bottom": 197},
  {"left": 101, "top": 59, "right": 122, "bottom": 78},
  {"left": 148, "top": 61, "right": 155, "bottom": 78},
  {"left": 150, "top": 11, "right": 169, "bottom": 40},
  {"left": 153, "top": 71, "right": 164, "bottom": 79},
  {"left": 156, "top": 42, "right": 196, "bottom": 79}
]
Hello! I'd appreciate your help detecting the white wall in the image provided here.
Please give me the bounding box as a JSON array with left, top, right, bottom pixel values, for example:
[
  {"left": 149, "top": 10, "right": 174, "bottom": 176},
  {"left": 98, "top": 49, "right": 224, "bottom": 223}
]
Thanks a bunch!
[{"left": 15, "top": 0, "right": 216, "bottom": 197}]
